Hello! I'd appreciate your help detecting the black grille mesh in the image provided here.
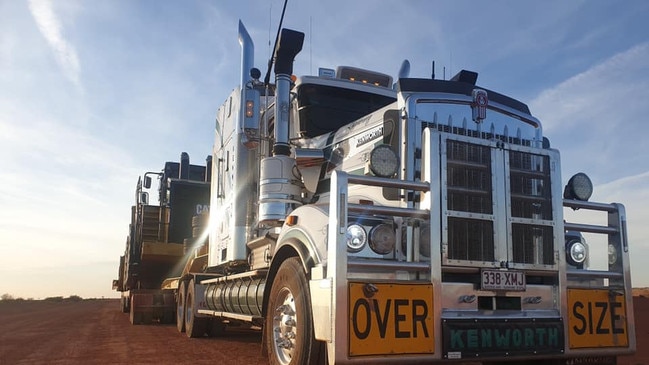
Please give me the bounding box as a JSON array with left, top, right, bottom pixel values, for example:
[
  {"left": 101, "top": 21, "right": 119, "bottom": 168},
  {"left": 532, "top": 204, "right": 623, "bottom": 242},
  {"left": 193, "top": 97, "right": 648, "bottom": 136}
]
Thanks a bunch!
[
  {"left": 447, "top": 141, "right": 492, "bottom": 214},
  {"left": 512, "top": 224, "right": 554, "bottom": 265},
  {"left": 448, "top": 217, "right": 494, "bottom": 261},
  {"left": 509, "top": 151, "right": 552, "bottom": 220},
  {"left": 446, "top": 141, "right": 494, "bottom": 261},
  {"left": 445, "top": 140, "right": 554, "bottom": 265}
]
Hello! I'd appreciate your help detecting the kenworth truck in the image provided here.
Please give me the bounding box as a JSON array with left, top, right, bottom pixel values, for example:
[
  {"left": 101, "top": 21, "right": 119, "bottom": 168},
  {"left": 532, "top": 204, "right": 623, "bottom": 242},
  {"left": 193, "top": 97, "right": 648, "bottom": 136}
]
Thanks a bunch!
[{"left": 115, "top": 21, "right": 635, "bottom": 364}]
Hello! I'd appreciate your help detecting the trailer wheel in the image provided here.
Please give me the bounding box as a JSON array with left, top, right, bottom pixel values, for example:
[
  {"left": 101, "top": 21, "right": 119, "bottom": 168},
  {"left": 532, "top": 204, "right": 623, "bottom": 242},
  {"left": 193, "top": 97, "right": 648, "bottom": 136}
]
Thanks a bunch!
[
  {"left": 176, "top": 281, "right": 186, "bottom": 333},
  {"left": 121, "top": 295, "right": 129, "bottom": 313},
  {"left": 129, "top": 295, "right": 142, "bottom": 325},
  {"left": 266, "top": 257, "right": 324, "bottom": 365},
  {"left": 185, "top": 279, "right": 208, "bottom": 338}
]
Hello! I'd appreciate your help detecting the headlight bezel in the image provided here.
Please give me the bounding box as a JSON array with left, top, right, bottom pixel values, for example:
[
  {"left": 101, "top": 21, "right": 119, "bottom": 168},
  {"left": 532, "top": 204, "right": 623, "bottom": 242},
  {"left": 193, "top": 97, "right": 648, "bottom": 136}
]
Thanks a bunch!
[
  {"left": 346, "top": 223, "right": 367, "bottom": 253},
  {"left": 399, "top": 223, "right": 431, "bottom": 259},
  {"left": 368, "top": 223, "right": 396, "bottom": 255},
  {"left": 566, "top": 236, "right": 587, "bottom": 268}
]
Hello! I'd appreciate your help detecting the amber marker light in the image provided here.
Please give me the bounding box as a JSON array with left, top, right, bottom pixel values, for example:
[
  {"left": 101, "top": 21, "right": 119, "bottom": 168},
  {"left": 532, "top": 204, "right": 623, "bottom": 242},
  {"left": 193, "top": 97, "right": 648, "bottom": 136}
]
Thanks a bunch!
[{"left": 286, "top": 215, "right": 298, "bottom": 226}]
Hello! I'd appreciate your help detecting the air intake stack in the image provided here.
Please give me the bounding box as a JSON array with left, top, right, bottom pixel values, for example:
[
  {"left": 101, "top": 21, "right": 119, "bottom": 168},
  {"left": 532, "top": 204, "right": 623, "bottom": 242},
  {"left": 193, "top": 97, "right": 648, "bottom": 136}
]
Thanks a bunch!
[
  {"left": 258, "top": 29, "right": 305, "bottom": 226},
  {"left": 272, "top": 29, "right": 304, "bottom": 156}
]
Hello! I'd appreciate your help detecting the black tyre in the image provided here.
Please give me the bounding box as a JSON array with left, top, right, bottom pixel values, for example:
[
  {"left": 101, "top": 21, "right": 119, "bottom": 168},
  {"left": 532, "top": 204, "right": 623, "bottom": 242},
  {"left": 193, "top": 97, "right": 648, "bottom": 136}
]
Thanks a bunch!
[
  {"left": 129, "top": 295, "right": 142, "bottom": 325},
  {"left": 265, "top": 257, "right": 324, "bottom": 365},
  {"left": 121, "top": 295, "right": 129, "bottom": 313},
  {"left": 177, "top": 281, "right": 186, "bottom": 333},
  {"left": 185, "top": 279, "right": 208, "bottom": 338}
]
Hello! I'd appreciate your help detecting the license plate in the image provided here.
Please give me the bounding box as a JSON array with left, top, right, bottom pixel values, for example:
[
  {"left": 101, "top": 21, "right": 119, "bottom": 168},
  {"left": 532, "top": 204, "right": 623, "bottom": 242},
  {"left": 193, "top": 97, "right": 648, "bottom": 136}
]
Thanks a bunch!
[
  {"left": 567, "top": 289, "right": 628, "bottom": 348},
  {"left": 348, "top": 283, "right": 434, "bottom": 356},
  {"left": 481, "top": 269, "right": 525, "bottom": 291}
]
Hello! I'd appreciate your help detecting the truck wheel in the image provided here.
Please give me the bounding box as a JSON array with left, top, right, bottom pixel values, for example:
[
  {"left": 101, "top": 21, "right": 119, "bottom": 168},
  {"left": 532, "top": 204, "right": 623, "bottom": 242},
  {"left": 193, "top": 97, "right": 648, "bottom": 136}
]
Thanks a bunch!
[
  {"left": 177, "top": 281, "right": 186, "bottom": 333},
  {"left": 185, "top": 279, "right": 208, "bottom": 338},
  {"left": 266, "top": 257, "right": 324, "bottom": 365}
]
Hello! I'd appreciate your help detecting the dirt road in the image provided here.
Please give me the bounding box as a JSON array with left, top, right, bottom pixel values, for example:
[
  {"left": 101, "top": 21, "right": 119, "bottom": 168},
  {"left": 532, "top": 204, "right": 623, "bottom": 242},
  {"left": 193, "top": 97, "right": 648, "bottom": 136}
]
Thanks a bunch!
[
  {"left": 0, "top": 297, "right": 647, "bottom": 364},
  {"left": 0, "top": 299, "right": 267, "bottom": 365}
]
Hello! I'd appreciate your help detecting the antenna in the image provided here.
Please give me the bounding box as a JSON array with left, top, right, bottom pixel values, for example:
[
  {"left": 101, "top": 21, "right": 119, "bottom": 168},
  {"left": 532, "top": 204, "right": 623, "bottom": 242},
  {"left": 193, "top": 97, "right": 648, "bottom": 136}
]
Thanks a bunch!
[
  {"left": 449, "top": 51, "right": 453, "bottom": 80},
  {"left": 263, "top": 0, "right": 289, "bottom": 86},
  {"left": 268, "top": 3, "right": 272, "bottom": 59},
  {"left": 309, "top": 16, "right": 312, "bottom": 75},
  {"left": 431, "top": 61, "right": 435, "bottom": 79}
]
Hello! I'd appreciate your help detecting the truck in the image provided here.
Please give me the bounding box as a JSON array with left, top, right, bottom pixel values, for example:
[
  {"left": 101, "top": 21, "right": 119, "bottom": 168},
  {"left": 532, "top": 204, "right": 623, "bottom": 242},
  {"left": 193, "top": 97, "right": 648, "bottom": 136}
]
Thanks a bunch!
[
  {"left": 113, "top": 153, "right": 211, "bottom": 324},
  {"left": 115, "top": 20, "right": 635, "bottom": 365}
]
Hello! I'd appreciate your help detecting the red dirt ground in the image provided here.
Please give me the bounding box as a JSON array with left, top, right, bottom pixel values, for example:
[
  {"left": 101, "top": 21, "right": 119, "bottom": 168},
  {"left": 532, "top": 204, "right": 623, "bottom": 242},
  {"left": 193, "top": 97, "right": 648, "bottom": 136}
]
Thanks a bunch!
[
  {"left": 0, "top": 297, "right": 646, "bottom": 364},
  {"left": 0, "top": 299, "right": 267, "bottom": 365}
]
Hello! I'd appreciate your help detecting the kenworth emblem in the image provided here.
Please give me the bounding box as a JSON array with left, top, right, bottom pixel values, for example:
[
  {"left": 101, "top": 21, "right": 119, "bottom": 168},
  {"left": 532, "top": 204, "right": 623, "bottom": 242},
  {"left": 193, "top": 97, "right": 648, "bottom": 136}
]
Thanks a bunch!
[{"left": 472, "top": 89, "right": 488, "bottom": 123}]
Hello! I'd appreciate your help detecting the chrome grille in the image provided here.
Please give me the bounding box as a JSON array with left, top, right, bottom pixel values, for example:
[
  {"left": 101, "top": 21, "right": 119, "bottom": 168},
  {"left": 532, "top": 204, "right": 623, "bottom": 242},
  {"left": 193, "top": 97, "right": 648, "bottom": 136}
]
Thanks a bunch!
[
  {"left": 446, "top": 140, "right": 494, "bottom": 261},
  {"left": 444, "top": 140, "right": 554, "bottom": 266}
]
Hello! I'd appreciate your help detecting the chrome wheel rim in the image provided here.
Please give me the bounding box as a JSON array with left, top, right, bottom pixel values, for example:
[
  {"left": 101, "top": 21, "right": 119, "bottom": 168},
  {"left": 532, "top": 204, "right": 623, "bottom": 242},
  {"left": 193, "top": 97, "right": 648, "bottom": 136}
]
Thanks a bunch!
[{"left": 271, "top": 287, "right": 297, "bottom": 365}]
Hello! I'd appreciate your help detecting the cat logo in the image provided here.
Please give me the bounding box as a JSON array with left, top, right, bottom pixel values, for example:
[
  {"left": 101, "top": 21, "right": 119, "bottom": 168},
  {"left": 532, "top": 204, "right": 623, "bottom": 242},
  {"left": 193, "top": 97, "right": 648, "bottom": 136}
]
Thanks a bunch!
[{"left": 196, "top": 204, "right": 209, "bottom": 215}]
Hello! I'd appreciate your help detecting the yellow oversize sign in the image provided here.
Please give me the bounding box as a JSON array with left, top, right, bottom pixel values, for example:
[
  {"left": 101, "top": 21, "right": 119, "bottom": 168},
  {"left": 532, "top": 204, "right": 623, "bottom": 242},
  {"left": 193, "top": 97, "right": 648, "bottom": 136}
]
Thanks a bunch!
[
  {"left": 348, "top": 283, "right": 434, "bottom": 356},
  {"left": 567, "top": 289, "right": 628, "bottom": 348}
]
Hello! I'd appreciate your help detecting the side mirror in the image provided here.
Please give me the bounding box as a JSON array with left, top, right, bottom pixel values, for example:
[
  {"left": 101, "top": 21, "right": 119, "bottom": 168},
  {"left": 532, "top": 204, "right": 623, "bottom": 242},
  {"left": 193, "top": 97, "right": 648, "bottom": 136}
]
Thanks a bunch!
[
  {"left": 143, "top": 176, "right": 152, "bottom": 189},
  {"left": 140, "top": 192, "right": 149, "bottom": 205}
]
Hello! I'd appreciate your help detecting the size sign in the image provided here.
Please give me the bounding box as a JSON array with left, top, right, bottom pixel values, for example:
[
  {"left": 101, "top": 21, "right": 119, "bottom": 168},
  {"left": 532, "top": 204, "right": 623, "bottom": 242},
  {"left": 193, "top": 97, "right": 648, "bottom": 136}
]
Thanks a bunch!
[{"left": 567, "top": 289, "right": 628, "bottom": 348}]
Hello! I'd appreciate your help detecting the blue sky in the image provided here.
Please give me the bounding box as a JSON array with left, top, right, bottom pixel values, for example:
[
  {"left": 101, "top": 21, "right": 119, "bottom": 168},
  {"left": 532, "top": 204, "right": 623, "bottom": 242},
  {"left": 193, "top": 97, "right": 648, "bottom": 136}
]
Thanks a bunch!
[{"left": 1, "top": 0, "right": 647, "bottom": 299}]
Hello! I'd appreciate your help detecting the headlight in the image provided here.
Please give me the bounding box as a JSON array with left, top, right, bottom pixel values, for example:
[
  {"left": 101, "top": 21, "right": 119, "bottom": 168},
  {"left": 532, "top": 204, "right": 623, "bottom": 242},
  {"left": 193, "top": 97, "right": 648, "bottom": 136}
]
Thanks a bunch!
[
  {"left": 563, "top": 173, "right": 593, "bottom": 201},
  {"left": 567, "top": 239, "right": 587, "bottom": 266},
  {"left": 608, "top": 244, "right": 618, "bottom": 266},
  {"left": 399, "top": 225, "right": 430, "bottom": 258},
  {"left": 346, "top": 224, "right": 367, "bottom": 253},
  {"left": 368, "top": 224, "right": 396, "bottom": 255},
  {"left": 419, "top": 225, "right": 430, "bottom": 258},
  {"left": 369, "top": 145, "right": 399, "bottom": 177}
]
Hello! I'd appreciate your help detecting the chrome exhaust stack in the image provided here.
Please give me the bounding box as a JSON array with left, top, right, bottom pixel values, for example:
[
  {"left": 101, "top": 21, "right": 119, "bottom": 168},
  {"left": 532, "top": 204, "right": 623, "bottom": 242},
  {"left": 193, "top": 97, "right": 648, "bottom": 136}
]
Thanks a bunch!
[{"left": 238, "top": 20, "right": 254, "bottom": 88}]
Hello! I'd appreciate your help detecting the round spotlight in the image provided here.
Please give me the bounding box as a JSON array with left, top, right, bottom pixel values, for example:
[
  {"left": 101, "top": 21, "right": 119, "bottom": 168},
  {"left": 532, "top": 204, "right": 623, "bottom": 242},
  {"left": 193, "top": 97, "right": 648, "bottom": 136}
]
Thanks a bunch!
[
  {"left": 346, "top": 224, "right": 367, "bottom": 253},
  {"left": 567, "top": 240, "right": 586, "bottom": 266},
  {"left": 564, "top": 173, "right": 593, "bottom": 201},
  {"left": 368, "top": 224, "right": 396, "bottom": 255},
  {"left": 369, "top": 145, "right": 399, "bottom": 177}
]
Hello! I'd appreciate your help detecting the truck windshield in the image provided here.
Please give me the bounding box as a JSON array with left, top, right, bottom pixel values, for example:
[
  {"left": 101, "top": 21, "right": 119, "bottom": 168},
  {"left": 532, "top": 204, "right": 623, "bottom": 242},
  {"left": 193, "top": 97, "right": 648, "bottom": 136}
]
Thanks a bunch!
[{"left": 297, "top": 83, "right": 395, "bottom": 138}]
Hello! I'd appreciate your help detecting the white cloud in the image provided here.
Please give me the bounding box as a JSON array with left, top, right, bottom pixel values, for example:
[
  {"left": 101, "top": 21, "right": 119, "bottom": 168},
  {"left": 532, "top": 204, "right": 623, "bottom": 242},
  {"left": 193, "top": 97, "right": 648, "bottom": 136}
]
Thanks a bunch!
[
  {"left": 528, "top": 43, "right": 649, "bottom": 187},
  {"left": 28, "top": 0, "right": 82, "bottom": 90},
  {"left": 531, "top": 42, "right": 649, "bottom": 133},
  {"left": 532, "top": 43, "right": 649, "bottom": 286}
]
